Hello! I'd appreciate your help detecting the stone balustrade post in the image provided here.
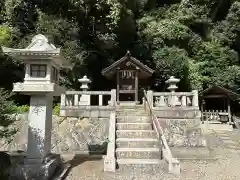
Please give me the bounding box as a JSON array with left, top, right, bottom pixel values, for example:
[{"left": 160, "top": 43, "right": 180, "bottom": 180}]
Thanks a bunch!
[
  {"left": 74, "top": 94, "right": 79, "bottom": 106},
  {"left": 60, "top": 94, "right": 66, "bottom": 107},
  {"left": 157, "top": 95, "right": 165, "bottom": 107},
  {"left": 110, "top": 89, "right": 116, "bottom": 106},
  {"left": 67, "top": 96, "right": 73, "bottom": 106},
  {"left": 99, "top": 95, "right": 103, "bottom": 106},
  {"left": 192, "top": 90, "right": 199, "bottom": 107},
  {"left": 169, "top": 92, "right": 175, "bottom": 107},
  {"left": 181, "top": 95, "right": 186, "bottom": 106},
  {"left": 147, "top": 90, "right": 153, "bottom": 108},
  {"left": 60, "top": 94, "right": 66, "bottom": 116}
]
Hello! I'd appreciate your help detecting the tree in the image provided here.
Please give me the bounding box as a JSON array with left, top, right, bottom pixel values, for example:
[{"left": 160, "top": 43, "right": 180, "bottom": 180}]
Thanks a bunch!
[
  {"left": 1, "top": 0, "right": 240, "bottom": 94},
  {"left": 0, "top": 88, "right": 17, "bottom": 139}
]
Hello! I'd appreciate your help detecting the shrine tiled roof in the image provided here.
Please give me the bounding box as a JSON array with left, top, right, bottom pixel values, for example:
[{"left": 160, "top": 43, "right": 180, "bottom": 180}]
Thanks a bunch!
[{"left": 102, "top": 51, "right": 154, "bottom": 77}]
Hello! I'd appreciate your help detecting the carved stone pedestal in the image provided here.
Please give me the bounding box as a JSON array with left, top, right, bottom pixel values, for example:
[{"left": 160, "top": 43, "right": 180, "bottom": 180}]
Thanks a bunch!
[{"left": 12, "top": 154, "right": 60, "bottom": 180}]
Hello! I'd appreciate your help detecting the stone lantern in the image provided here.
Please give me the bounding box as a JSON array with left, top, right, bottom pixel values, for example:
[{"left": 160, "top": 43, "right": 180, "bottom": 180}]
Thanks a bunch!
[
  {"left": 166, "top": 76, "right": 180, "bottom": 106},
  {"left": 78, "top": 75, "right": 91, "bottom": 105},
  {"left": 78, "top": 75, "right": 91, "bottom": 91},
  {"left": 166, "top": 76, "right": 180, "bottom": 93},
  {"left": 1, "top": 34, "right": 71, "bottom": 179}
]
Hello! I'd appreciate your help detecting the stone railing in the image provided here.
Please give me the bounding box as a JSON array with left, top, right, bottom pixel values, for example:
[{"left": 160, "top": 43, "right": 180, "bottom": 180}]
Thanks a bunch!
[
  {"left": 146, "top": 90, "right": 198, "bottom": 108},
  {"left": 143, "top": 90, "right": 180, "bottom": 175},
  {"left": 61, "top": 89, "right": 116, "bottom": 107},
  {"left": 60, "top": 89, "right": 116, "bottom": 117}
]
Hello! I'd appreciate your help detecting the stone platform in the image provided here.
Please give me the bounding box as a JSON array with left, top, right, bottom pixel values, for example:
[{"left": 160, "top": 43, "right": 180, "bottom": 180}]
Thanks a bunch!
[{"left": 201, "top": 122, "right": 233, "bottom": 132}]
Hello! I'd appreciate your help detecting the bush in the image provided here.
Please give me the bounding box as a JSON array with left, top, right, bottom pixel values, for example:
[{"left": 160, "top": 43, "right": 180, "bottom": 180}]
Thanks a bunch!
[
  {"left": 0, "top": 88, "right": 17, "bottom": 139},
  {"left": 15, "top": 105, "right": 29, "bottom": 113},
  {"left": 53, "top": 103, "right": 60, "bottom": 116}
]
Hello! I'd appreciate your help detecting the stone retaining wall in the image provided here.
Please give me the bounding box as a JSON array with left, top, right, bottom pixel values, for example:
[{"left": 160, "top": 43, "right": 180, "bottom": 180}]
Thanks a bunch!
[
  {"left": 157, "top": 117, "right": 206, "bottom": 147},
  {"left": 0, "top": 114, "right": 109, "bottom": 154}
]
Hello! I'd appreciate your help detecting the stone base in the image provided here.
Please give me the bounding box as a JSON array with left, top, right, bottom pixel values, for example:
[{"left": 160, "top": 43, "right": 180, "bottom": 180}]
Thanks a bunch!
[
  {"left": 103, "top": 156, "right": 116, "bottom": 172},
  {"left": 201, "top": 122, "right": 233, "bottom": 132},
  {"left": 11, "top": 154, "right": 61, "bottom": 180},
  {"left": 170, "top": 147, "right": 216, "bottom": 160}
]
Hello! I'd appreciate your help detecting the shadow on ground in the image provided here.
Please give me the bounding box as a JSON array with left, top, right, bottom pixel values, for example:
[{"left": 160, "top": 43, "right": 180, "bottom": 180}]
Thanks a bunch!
[
  {"left": 65, "top": 154, "right": 103, "bottom": 168},
  {"left": 60, "top": 153, "right": 103, "bottom": 179}
]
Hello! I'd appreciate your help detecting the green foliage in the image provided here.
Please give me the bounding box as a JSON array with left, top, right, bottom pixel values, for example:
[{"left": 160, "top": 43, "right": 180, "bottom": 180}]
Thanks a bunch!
[
  {"left": 0, "top": 25, "right": 12, "bottom": 45},
  {"left": 1, "top": 0, "right": 240, "bottom": 94},
  {"left": 0, "top": 88, "right": 17, "bottom": 139},
  {"left": 53, "top": 104, "right": 60, "bottom": 116},
  {"left": 14, "top": 105, "right": 29, "bottom": 114},
  {"left": 153, "top": 46, "right": 189, "bottom": 80}
]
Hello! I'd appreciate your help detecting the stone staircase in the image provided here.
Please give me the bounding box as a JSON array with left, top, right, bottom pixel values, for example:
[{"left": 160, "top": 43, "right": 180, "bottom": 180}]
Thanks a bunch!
[{"left": 115, "top": 105, "right": 164, "bottom": 171}]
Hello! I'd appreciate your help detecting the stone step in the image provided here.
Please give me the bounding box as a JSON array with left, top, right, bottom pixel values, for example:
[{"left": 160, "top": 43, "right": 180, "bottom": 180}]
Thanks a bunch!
[
  {"left": 116, "top": 112, "right": 149, "bottom": 117},
  {"left": 116, "top": 138, "right": 160, "bottom": 148},
  {"left": 116, "top": 148, "right": 161, "bottom": 159},
  {"left": 116, "top": 116, "right": 150, "bottom": 123},
  {"left": 116, "top": 130, "right": 157, "bottom": 138},
  {"left": 117, "top": 158, "right": 162, "bottom": 165},
  {"left": 116, "top": 123, "right": 152, "bottom": 130},
  {"left": 116, "top": 159, "right": 165, "bottom": 173},
  {"left": 117, "top": 105, "right": 144, "bottom": 109}
]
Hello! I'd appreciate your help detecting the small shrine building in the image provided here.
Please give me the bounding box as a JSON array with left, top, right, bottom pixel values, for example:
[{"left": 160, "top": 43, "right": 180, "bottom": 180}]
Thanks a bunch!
[{"left": 102, "top": 51, "right": 154, "bottom": 104}]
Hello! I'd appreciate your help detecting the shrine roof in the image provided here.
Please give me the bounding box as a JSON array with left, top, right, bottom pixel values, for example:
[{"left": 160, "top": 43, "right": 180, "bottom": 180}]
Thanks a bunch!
[
  {"left": 102, "top": 51, "right": 154, "bottom": 78},
  {"left": 200, "top": 85, "right": 240, "bottom": 100}
]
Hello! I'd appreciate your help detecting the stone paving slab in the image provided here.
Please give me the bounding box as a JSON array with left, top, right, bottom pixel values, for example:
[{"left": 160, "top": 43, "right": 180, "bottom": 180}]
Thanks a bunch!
[
  {"left": 65, "top": 129, "right": 240, "bottom": 180},
  {"left": 170, "top": 147, "right": 216, "bottom": 160}
]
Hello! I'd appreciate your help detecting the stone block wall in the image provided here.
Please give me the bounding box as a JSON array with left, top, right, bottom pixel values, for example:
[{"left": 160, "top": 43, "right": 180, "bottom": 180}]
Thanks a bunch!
[
  {"left": 154, "top": 108, "right": 206, "bottom": 147},
  {"left": 0, "top": 114, "right": 110, "bottom": 155},
  {"left": 157, "top": 118, "right": 206, "bottom": 147}
]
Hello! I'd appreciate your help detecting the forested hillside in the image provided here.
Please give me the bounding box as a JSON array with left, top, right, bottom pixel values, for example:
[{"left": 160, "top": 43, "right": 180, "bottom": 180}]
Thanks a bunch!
[{"left": 1, "top": 0, "right": 240, "bottom": 93}]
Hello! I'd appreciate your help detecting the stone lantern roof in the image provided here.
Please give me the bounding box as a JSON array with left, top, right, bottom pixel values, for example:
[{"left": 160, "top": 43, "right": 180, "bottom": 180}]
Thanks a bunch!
[{"left": 1, "top": 34, "right": 72, "bottom": 68}]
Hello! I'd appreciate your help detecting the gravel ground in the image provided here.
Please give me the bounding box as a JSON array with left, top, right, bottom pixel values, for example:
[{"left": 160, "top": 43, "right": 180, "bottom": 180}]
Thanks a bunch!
[{"left": 64, "top": 129, "right": 240, "bottom": 180}]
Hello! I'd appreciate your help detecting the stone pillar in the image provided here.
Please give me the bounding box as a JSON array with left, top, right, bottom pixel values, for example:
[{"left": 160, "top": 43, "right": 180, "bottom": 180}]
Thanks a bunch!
[
  {"left": 99, "top": 95, "right": 103, "bottom": 106},
  {"left": 60, "top": 94, "right": 66, "bottom": 117},
  {"left": 60, "top": 94, "right": 66, "bottom": 107},
  {"left": 147, "top": 90, "right": 153, "bottom": 108},
  {"left": 104, "top": 111, "right": 116, "bottom": 172},
  {"left": 181, "top": 95, "right": 186, "bottom": 106},
  {"left": 135, "top": 70, "right": 138, "bottom": 103},
  {"left": 192, "top": 90, "right": 199, "bottom": 107},
  {"left": 74, "top": 94, "right": 79, "bottom": 106},
  {"left": 110, "top": 89, "right": 116, "bottom": 106},
  {"left": 116, "top": 70, "right": 120, "bottom": 104},
  {"left": 27, "top": 95, "right": 53, "bottom": 163},
  {"left": 227, "top": 98, "right": 232, "bottom": 124}
]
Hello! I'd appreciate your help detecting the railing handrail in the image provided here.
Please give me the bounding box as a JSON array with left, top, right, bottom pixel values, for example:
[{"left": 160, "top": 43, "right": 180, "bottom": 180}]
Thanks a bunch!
[
  {"left": 143, "top": 89, "right": 180, "bottom": 174},
  {"left": 143, "top": 89, "right": 172, "bottom": 154},
  {"left": 153, "top": 91, "right": 194, "bottom": 96},
  {"left": 65, "top": 91, "right": 111, "bottom": 95}
]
